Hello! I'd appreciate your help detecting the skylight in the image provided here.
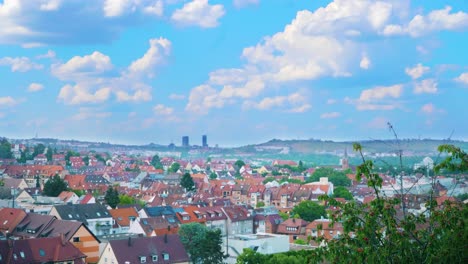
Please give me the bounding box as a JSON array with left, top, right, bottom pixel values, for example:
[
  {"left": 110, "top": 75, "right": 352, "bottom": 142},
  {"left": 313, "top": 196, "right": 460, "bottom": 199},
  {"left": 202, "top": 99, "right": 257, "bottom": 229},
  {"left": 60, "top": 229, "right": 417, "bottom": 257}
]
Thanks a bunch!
[{"left": 39, "top": 249, "right": 46, "bottom": 256}]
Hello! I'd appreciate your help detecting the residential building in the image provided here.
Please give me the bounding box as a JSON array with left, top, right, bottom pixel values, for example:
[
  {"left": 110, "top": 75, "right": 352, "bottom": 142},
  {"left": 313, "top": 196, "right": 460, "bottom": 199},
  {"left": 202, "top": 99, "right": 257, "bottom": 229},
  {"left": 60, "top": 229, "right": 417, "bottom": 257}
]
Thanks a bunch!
[
  {"left": 49, "top": 203, "right": 113, "bottom": 236},
  {"left": 0, "top": 236, "right": 86, "bottom": 264},
  {"left": 277, "top": 218, "right": 309, "bottom": 242},
  {"left": 222, "top": 206, "right": 253, "bottom": 236},
  {"left": 98, "top": 234, "right": 189, "bottom": 264}
]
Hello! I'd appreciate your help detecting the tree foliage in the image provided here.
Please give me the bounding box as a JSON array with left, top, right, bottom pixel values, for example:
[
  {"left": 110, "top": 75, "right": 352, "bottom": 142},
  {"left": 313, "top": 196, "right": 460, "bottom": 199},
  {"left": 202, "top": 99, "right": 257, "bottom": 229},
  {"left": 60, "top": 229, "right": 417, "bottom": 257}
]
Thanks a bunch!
[
  {"left": 209, "top": 172, "right": 218, "bottom": 180},
  {"left": 105, "top": 187, "right": 120, "bottom": 209},
  {"left": 0, "top": 138, "right": 12, "bottom": 159},
  {"left": 291, "top": 200, "right": 326, "bottom": 222},
  {"left": 168, "top": 162, "right": 181, "bottom": 173},
  {"left": 46, "top": 147, "right": 53, "bottom": 162},
  {"left": 333, "top": 186, "right": 353, "bottom": 200},
  {"left": 308, "top": 143, "right": 468, "bottom": 263},
  {"left": 179, "top": 223, "right": 225, "bottom": 264},
  {"left": 180, "top": 172, "right": 195, "bottom": 192},
  {"left": 308, "top": 167, "right": 351, "bottom": 186},
  {"left": 151, "top": 155, "right": 163, "bottom": 169},
  {"left": 32, "top": 144, "right": 46, "bottom": 158},
  {"left": 43, "top": 175, "right": 68, "bottom": 197}
]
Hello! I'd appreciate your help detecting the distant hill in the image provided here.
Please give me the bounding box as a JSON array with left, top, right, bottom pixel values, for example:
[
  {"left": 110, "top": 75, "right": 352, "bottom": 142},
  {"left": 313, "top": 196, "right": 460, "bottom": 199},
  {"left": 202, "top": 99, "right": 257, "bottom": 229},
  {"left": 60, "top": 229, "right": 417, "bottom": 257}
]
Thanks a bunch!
[{"left": 241, "top": 138, "right": 468, "bottom": 156}]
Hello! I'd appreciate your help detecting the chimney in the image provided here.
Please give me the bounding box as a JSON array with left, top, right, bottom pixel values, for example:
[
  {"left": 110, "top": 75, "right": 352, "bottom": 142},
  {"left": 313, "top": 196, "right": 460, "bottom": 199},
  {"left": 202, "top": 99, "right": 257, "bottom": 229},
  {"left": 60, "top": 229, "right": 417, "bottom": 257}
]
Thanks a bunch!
[
  {"left": 128, "top": 237, "right": 132, "bottom": 247},
  {"left": 60, "top": 233, "right": 66, "bottom": 246},
  {"left": 164, "top": 234, "right": 168, "bottom": 244}
]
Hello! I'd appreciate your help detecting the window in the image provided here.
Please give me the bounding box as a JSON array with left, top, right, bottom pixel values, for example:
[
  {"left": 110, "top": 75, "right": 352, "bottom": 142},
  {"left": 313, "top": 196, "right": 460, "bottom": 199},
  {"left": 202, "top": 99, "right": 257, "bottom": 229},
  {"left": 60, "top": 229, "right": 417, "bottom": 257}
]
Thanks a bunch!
[
  {"left": 20, "top": 252, "right": 25, "bottom": 258},
  {"left": 152, "top": 255, "right": 158, "bottom": 262},
  {"left": 73, "top": 237, "right": 80, "bottom": 242},
  {"left": 163, "top": 253, "right": 169, "bottom": 260},
  {"left": 39, "top": 249, "right": 46, "bottom": 256},
  {"left": 139, "top": 256, "right": 146, "bottom": 263}
]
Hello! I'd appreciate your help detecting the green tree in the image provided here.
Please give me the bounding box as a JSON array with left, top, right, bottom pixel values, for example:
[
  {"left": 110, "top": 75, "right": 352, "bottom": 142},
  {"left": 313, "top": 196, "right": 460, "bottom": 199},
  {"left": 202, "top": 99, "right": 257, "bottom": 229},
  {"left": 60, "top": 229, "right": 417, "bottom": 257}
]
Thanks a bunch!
[
  {"left": 180, "top": 172, "right": 195, "bottom": 192},
  {"left": 279, "top": 211, "right": 289, "bottom": 221},
  {"left": 179, "top": 223, "right": 225, "bottom": 264},
  {"left": 311, "top": 143, "right": 468, "bottom": 263},
  {"left": 82, "top": 156, "right": 89, "bottom": 166},
  {"left": 46, "top": 147, "right": 53, "bottom": 162},
  {"left": 308, "top": 167, "right": 351, "bottom": 186},
  {"left": 105, "top": 187, "right": 120, "bottom": 209},
  {"left": 209, "top": 172, "right": 218, "bottom": 180},
  {"left": 95, "top": 154, "right": 106, "bottom": 164},
  {"left": 291, "top": 200, "right": 326, "bottom": 222},
  {"left": 32, "top": 144, "right": 46, "bottom": 158},
  {"left": 256, "top": 201, "right": 265, "bottom": 208},
  {"left": 119, "top": 194, "right": 137, "bottom": 205},
  {"left": 43, "top": 175, "right": 68, "bottom": 197},
  {"left": 168, "top": 162, "right": 181, "bottom": 173},
  {"left": 0, "top": 138, "right": 12, "bottom": 159},
  {"left": 332, "top": 186, "right": 353, "bottom": 200},
  {"left": 151, "top": 155, "right": 163, "bottom": 169}
]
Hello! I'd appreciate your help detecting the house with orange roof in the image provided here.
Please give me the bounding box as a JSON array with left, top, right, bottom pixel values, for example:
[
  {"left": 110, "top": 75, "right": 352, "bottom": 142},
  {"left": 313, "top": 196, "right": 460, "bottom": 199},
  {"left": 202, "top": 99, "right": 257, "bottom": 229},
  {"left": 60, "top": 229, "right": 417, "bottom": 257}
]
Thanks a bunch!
[
  {"left": 109, "top": 207, "right": 139, "bottom": 234},
  {"left": 175, "top": 206, "right": 207, "bottom": 225},
  {"left": 277, "top": 218, "right": 309, "bottom": 243},
  {"left": 0, "top": 208, "right": 27, "bottom": 237},
  {"left": 58, "top": 191, "right": 80, "bottom": 204},
  {"left": 306, "top": 218, "right": 343, "bottom": 246},
  {"left": 303, "top": 177, "right": 334, "bottom": 196},
  {"left": 64, "top": 174, "right": 87, "bottom": 190}
]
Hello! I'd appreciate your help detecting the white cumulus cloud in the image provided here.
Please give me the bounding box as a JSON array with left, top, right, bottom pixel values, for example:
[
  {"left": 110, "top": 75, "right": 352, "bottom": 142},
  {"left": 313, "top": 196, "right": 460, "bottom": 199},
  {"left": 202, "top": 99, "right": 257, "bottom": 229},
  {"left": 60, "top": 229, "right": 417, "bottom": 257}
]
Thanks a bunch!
[
  {"left": 454, "top": 72, "right": 468, "bottom": 85},
  {"left": 28, "top": 83, "right": 44, "bottom": 92},
  {"left": 383, "top": 6, "right": 468, "bottom": 37},
  {"left": 414, "top": 79, "right": 437, "bottom": 94},
  {"left": 405, "top": 63, "right": 430, "bottom": 79},
  {"left": 360, "top": 54, "right": 371, "bottom": 69},
  {"left": 128, "top": 37, "right": 171, "bottom": 77},
  {"left": 153, "top": 104, "right": 174, "bottom": 115},
  {"left": 0, "top": 56, "right": 43, "bottom": 72},
  {"left": 171, "top": 0, "right": 225, "bottom": 28}
]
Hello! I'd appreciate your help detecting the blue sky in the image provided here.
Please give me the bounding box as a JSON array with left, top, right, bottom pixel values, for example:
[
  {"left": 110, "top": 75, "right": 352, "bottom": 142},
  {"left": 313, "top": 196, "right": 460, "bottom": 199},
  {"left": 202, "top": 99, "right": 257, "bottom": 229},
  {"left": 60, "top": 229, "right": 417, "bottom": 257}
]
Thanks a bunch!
[{"left": 0, "top": 0, "right": 467, "bottom": 147}]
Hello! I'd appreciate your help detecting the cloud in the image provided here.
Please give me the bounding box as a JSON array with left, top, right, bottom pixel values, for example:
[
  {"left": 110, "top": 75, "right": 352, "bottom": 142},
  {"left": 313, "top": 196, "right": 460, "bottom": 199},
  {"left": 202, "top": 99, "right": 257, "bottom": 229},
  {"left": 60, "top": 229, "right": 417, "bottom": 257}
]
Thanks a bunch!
[
  {"left": 414, "top": 79, "right": 437, "bottom": 94},
  {"left": 243, "top": 92, "right": 310, "bottom": 113},
  {"left": 345, "top": 84, "right": 403, "bottom": 111},
  {"left": 233, "top": 0, "right": 259, "bottom": 8},
  {"left": 186, "top": 85, "right": 223, "bottom": 114},
  {"left": 28, "top": 83, "right": 44, "bottom": 92},
  {"left": 360, "top": 54, "right": 371, "bottom": 69},
  {"left": 186, "top": 0, "right": 410, "bottom": 114},
  {"left": 0, "top": 96, "right": 19, "bottom": 107},
  {"left": 52, "top": 51, "right": 113, "bottom": 80},
  {"left": 0, "top": 0, "right": 166, "bottom": 45},
  {"left": 383, "top": 6, "right": 468, "bottom": 37},
  {"left": 169, "top": 93, "right": 185, "bottom": 100},
  {"left": 71, "top": 107, "right": 112, "bottom": 121},
  {"left": 405, "top": 63, "right": 430, "bottom": 79},
  {"left": 454, "top": 72, "right": 468, "bottom": 85},
  {"left": 327, "top": 99, "right": 337, "bottom": 105},
  {"left": 55, "top": 37, "right": 170, "bottom": 104},
  {"left": 128, "top": 37, "right": 171, "bottom": 77},
  {"left": 153, "top": 104, "right": 174, "bottom": 115},
  {"left": 420, "top": 103, "right": 435, "bottom": 114},
  {"left": 359, "top": 84, "right": 403, "bottom": 102},
  {"left": 171, "top": 0, "right": 225, "bottom": 28},
  {"left": 36, "top": 50, "right": 56, "bottom": 59},
  {"left": 57, "top": 84, "right": 111, "bottom": 105},
  {"left": 0, "top": 56, "right": 43, "bottom": 72},
  {"left": 320, "top": 112, "right": 341, "bottom": 119}
]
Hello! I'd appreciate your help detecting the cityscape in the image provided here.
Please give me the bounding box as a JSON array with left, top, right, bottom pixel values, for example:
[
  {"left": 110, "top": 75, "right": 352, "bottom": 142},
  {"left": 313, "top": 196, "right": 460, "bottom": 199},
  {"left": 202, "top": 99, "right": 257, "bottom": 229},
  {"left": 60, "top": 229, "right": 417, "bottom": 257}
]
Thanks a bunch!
[{"left": 0, "top": 0, "right": 467, "bottom": 264}]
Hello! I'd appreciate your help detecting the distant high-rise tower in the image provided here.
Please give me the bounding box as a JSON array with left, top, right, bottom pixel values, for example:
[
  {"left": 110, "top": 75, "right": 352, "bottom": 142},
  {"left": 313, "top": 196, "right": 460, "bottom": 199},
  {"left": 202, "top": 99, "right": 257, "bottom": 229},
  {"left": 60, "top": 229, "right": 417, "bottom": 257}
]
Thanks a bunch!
[
  {"left": 202, "top": 135, "right": 208, "bottom": 147},
  {"left": 182, "top": 136, "right": 189, "bottom": 147}
]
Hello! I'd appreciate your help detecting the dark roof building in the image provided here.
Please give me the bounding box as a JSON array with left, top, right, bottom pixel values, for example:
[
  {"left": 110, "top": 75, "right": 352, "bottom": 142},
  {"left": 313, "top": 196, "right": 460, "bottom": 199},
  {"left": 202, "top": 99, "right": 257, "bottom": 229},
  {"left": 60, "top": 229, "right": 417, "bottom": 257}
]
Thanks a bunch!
[
  {"left": 99, "top": 234, "right": 189, "bottom": 264},
  {"left": 0, "top": 236, "right": 86, "bottom": 264}
]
